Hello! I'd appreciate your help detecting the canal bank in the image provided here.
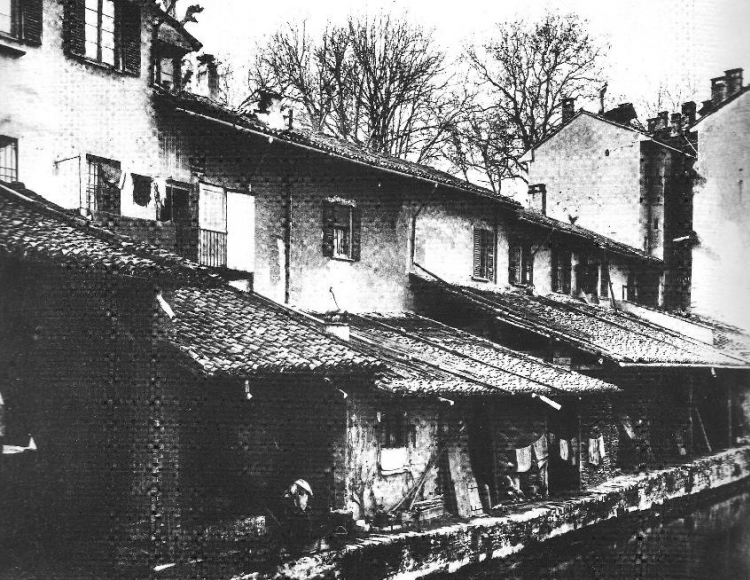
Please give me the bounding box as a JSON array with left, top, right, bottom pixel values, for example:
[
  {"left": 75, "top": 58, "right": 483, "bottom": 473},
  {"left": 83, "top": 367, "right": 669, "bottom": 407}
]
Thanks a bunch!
[{"left": 237, "top": 446, "right": 750, "bottom": 580}]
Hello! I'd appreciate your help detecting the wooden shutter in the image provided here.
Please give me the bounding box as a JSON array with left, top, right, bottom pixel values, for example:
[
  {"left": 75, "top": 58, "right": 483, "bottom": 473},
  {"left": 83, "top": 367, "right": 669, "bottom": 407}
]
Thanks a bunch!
[
  {"left": 351, "top": 206, "right": 362, "bottom": 261},
  {"left": 473, "top": 229, "right": 482, "bottom": 278},
  {"left": 485, "top": 231, "right": 495, "bottom": 282},
  {"left": 21, "top": 0, "right": 43, "bottom": 45},
  {"left": 508, "top": 242, "right": 520, "bottom": 284},
  {"left": 551, "top": 247, "right": 560, "bottom": 291},
  {"left": 600, "top": 261, "right": 610, "bottom": 297},
  {"left": 563, "top": 251, "right": 572, "bottom": 293},
  {"left": 118, "top": 0, "right": 141, "bottom": 76},
  {"left": 63, "top": 0, "right": 85, "bottom": 56},
  {"left": 322, "top": 200, "right": 335, "bottom": 257}
]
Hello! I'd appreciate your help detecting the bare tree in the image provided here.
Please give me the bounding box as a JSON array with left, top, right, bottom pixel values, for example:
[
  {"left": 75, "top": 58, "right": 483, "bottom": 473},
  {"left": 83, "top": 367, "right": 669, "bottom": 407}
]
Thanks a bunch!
[
  {"left": 247, "top": 15, "right": 463, "bottom": 163},
  {"left": 448, "top": 12, "right": 607, "bottom": 189}
]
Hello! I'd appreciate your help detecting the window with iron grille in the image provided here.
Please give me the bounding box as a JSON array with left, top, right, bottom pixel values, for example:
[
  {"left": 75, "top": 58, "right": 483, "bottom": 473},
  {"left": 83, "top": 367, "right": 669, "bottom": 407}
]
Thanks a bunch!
[
  {"left": 551, "top": 247, "right": 572, "bottom": 294},
  {"left": 0, "top": 136, "right": 18, "bottom": 183},
  {"left": 0, "top": 0, "right": 43, "bottom": 44},
  {"left": 85, "top": 154, "right": 121, "bottom": 215},
  {"left": 472, "top": 228, "right": 495, "bottom": 281},
  {"left": 508, "top": 241, "right": 533, "bottom": 286}
]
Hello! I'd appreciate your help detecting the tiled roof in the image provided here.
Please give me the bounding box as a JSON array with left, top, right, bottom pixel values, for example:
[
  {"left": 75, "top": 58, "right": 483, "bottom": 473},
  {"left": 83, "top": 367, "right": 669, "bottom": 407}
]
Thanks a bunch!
[
  {"left": 517, "top": 211, "right": 662, "bottom": 266},
  {"left": 348, "top": 312, "right": 619, "bottom": 396},
  {"left": 0, "top": 184, "right": 381, "bottom": 376},
  {"left": 163, "top": 288, "right": 383, "bottom": 376},
  {"left": 0, "top": 183, "right": 218, "bottom": 286},
  {"left": 155, "top": 90, "right": 520, "bottom": 207},
  {"left": 679, "top": 313, "right": 750, "bottom": 361},
  {"left": 411, "top": 272, "right": 748, "bottom": 368}
]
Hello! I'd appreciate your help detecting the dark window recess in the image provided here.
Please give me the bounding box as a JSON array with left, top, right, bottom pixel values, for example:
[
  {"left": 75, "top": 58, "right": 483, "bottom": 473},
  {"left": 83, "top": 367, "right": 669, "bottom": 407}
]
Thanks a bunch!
[
  {"left": 322, "top": 200, "right": 361, "bottom": 261},
  {"left": 600, "top": 260, "right": 610, "bottom": 298},
  {"left": 85, "top": 154, "right": 121, "bottom": 215},
  {"left": 0, "top": 136, "right": 18, "bottom": 182},
  {"left": 0, "top": 0, "right": 43, "bottom": 44},
  {"left": 155, "top": 52, "right": 181, "bottom": 91},
  {"left": 623, "top": 271, "right": 638, "bottom": 302},
  {"left": 160, "top": 182, "right": 190, "bottom": 223},
  {"left": 131, "top": 173, "right": 152, "bottom": 207},
  {"left": 508, "top": 241, "right": 533, "bottom": 286},
  {"left": 379, "top": 413, "right": 415, "bottom": 449},
  {"left": 473, "top": 228, "right": 495, "bottom": 281},
  {"left": 576, "top": 253, "right": 599, "bottom": 295},
  {"left": 551, "top": 247, "right": 572, "bottom": 294},
  {"left": 64, "top": 0, "right": 140, "bottom": 75}
]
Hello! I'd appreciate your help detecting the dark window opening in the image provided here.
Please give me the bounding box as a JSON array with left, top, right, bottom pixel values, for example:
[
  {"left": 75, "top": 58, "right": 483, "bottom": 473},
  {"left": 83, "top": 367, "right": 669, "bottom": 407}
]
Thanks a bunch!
[
  {"left": 131, "top": 173, "right": 152, "bottom": 207},
  {"left": 473, "top": 228, "right": 495, "bottom": 281},
  {"left": 509, "top": 241, "right": 533, "bottom": 286},
  {"left": 551, "top": 247, "right": 572, "bottom": 293},
  {"left": 623, "top": 271, "right": 639, "bottom": 301},
  {"left": 85, "top": 154, "right": 121, "bottom": 215},
  {"left": 0, "top": 136, "right": 18, "bottom": 182},
  {"left": 160, "top": 182, "right": 191, "bottom": 223},
  {"left": 379, "top": 413, "right": 414, "bottom": 449},
  {"left": 322, "top": 200, "right": 361, "bottom": 261},
  {"left": 576, "top": 253, "right": 599, "bottom": 295}
]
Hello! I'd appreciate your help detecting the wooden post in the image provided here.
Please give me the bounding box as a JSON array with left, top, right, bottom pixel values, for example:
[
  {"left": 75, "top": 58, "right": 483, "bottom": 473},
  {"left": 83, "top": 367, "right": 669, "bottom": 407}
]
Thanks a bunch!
[
  {"left": 578, "top": 397, "right": 583, "bottom": 492},
  {"left": 728, "top": 382, "right": 734, "bottom": 449},
  {"left": 688, "top": 382, "right": 695, "bottom": 455}
]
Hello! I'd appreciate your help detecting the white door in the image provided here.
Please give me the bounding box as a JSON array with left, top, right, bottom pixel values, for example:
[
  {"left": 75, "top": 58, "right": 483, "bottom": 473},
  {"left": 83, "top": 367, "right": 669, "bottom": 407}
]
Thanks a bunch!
[{"left": 226, "top": 190, "right": 255, "bottom": 273}]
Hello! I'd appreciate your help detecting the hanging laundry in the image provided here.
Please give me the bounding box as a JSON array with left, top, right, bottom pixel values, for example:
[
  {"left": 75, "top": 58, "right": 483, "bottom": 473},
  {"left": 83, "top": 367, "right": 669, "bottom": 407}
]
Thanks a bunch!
[
  {"left": 559, "top": 439, "right": 570, "bottom": 462},
  {"left": 598, "top": 435, "right": 607, "bottom": 460},
  {"left": 515, "top": 445, "right": 532, "bottom": 473},
  {"left": 570, "top": 438, "right": 579, "bottom": 466},
  {"left": 533, "top": 434, "right": 548, "bottom": 467},
  {"left": 588, "top": 437, "right": 601, "bottom": 466}
]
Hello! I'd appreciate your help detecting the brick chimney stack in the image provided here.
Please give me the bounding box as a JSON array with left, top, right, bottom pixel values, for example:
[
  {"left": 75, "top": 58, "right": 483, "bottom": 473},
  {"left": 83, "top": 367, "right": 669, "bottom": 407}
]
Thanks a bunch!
[
  {"left": 528, "top": 183, "right": 547, "bottom": 215},
  {"left": 711, "top": 75, "right": 728, "bottom": 106},
  {"left": 561, "top": 98, "right": 576, "bottom": 124},
  {"left": 725, "top": 68, "right": 744, "bottom": 97},
  {"left": 681, "top": 101, "right": 696, "bottom": 126},
  {"left": 670, "top": 113, "right": 683, "bottom": 135}
]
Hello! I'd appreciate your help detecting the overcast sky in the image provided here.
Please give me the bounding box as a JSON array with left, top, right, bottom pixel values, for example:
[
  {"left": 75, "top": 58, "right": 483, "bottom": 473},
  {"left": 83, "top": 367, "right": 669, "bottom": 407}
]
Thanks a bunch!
[{"left": 186, "top": 0, "right": 749, "bottom": 111}]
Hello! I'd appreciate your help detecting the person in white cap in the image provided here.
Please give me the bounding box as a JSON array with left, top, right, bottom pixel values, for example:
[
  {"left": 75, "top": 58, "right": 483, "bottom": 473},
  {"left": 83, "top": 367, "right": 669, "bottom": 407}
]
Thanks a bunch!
[{"left": 281, "top": 479, "right": 314, "bottom": 554}]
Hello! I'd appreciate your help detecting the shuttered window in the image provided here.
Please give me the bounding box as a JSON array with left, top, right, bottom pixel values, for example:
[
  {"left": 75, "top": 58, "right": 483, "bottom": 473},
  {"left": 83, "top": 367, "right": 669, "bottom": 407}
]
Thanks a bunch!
[
  {"left": 65, "top": 0, "right": 140, "bottom": 75},
  {"left": 472, "top": 228, "right": 495, "bottom": 281},
  {"left": 0, "top": 136, "right": 18, "bottom": 182},
  {"left": 86, "top": 154, "right": 121, "bottom": 215},
  {"left": 0, "top": 0, "right": 43, "bottom": 44},
  {"left": 575, "top": 252, "right": 599, "bottom": 295},
  {"left": 322, "top": 200, "right": 361, "bottom": 261},
  {"left": 551, "top": 247, "right": 572, "bottom": 294},
  {"left": 509, "top": 241, "right": 533, "bottom": 286},
  {"left": 600, "top": 260, "right": 610, "bottom": 298}
]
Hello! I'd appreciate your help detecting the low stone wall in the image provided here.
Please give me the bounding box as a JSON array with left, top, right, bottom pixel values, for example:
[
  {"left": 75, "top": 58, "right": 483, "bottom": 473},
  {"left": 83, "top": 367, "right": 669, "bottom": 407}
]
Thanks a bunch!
[{"left": 243, "top": 446, "right": 750, "bottom": 580}]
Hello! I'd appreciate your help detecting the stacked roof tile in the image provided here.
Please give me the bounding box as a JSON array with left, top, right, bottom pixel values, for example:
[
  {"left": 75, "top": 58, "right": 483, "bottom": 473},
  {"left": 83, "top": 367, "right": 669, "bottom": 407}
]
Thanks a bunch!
[
  {"left": 412, "top": 272, "right": 748, "bottom": 368},
  {"left": 0, "top": 184, "right": 381, "bottom": 376},
  {"left": 164, "top": 287, "right": 382, "bottom": 376},
  {"left": 0, "top": 183, "right": 217, "bottom": 286},
  {"left": 348, "top": 312, "right": 619, "bottom": 396}
]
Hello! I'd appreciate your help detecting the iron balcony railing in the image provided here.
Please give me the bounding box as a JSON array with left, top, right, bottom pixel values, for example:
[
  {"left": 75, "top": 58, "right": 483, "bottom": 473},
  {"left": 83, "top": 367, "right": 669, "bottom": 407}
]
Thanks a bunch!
[{"left": 199, "top": 228, "right": 227, "bottom": 268}]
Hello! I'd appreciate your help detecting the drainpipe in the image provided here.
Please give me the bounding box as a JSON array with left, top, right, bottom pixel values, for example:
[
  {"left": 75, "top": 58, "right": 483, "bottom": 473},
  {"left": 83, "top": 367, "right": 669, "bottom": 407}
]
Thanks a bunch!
[
  {"left": 728, "top": 380, "right": 733, "bottom": 448},
  {"left": 283, "top": 176, "right": 292, "bottom": 304}
]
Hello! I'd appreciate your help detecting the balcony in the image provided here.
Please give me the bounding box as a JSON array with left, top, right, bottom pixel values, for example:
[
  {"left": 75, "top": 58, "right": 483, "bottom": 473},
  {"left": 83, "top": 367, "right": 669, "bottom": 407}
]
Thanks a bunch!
[{"left": 199, "top": 228, "right": 227, "bottom": 268}]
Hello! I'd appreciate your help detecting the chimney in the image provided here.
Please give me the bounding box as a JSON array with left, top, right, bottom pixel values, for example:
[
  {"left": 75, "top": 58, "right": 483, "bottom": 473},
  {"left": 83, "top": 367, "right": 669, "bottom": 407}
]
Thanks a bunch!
[
  {"left": 647, "top": 117, "right": 657, "bottom": 133},
  {"left": 322, "top": 311, "right": 349, "bottom": 341},
  {"left": 711, "top": 75, "right": 728, "bottom": 106},
  {"left": 725, "top": 68, "right": 743, "bottom": 97},
  {"left": 196, "top": 54, "right": 219, "bottom": 101},
  {"left": 656, "top": 111, "right": 669, "bottom": 132},
  {"left": 699, "top": 99, "right": 713, "bottom": 116},
  {"left": 670, "top": 112, "right": 682, "bottom": 135},
  {"left": 681, "top": 101, "right": 696, "bottom": 126},
  {"left": 528, "top": 183, "right": 547, "bottom": 215},
  {"left": 561, "top": 97, "right": 576, "bottom": 124}
]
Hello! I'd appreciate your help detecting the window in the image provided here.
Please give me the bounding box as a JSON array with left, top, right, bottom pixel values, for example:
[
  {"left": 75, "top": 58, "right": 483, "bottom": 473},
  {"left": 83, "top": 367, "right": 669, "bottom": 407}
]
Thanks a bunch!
[
  {"left": 0, "top": 136, "right": 18, "bottom": 182},
  {"left": 551, "top": 247, "right": 572, "bottom": 294},
  {"left": 0, "top": 0, "right": 42, "bottom": 44},
  {"left": 575, "top": 252, "right": 598, "bottom": 295},
  {"left": 159, "top": 181, "right": 190, "bottom": 223},
  {"left": 65, "top": 0, "right": 141, "bottom": 75},
  {"left": 472, "top": 228, "right": 495, "bottom": 281},
  {"left": 198, "top": 183, "right": 227, "bottom": 268},
  {"left": 508, "top": 241, "right": 534, "bottom": 286},
  {"left": 85, "top": 154, "right": 121, "bottom": 215},
  {"left": 600, "top": 260, "right": 610, "bottom": 298},
  {"left": 85, "top": 0, "right": 115, "bottom": 65},
  {"left": 380, "top": 413, "right": 408, "bottom": 449},
  {"left": 623, "top": 271, "right": 638, "bottom": 302},
  {"left": 155, "top": 53, "right": 182, "bottom": 90},
  {"left": 322, "top": 200, "right": 361, "bottom": 261}
]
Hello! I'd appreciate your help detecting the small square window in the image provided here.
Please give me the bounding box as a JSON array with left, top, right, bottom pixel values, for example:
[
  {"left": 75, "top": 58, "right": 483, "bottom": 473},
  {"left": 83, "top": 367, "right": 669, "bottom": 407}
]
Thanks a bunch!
[
  {"left": 0, "top": 136, "right": 18, "bottom": 182},
  {"left": 86, "top": 154, "right": 121, "bottom": 215},
  {"left": 323, "top": 200, "right": 361, "bottom": 261}
]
